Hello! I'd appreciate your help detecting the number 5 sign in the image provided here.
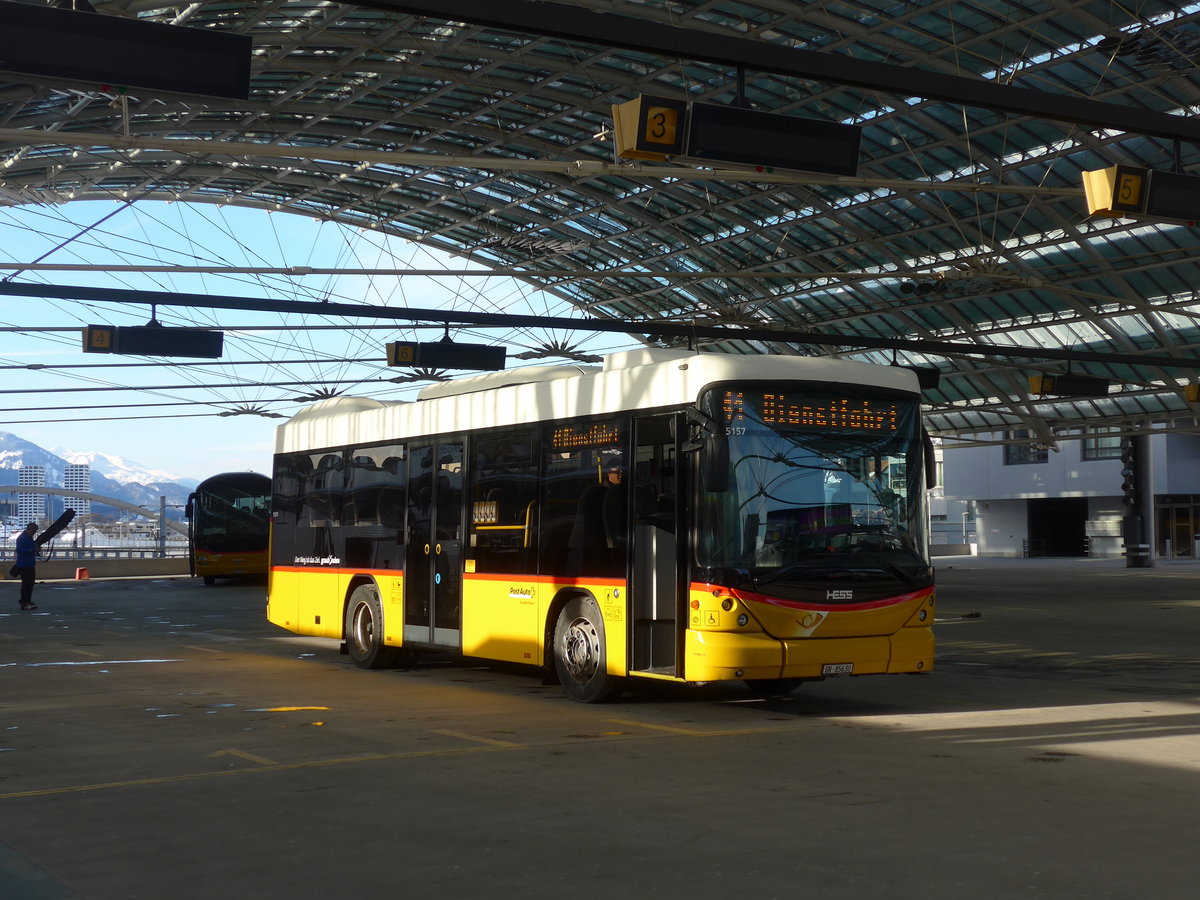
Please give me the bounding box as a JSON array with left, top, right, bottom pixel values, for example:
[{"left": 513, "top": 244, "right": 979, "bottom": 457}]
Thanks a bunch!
[{"left": 1111, "top": 165, "right": 1147, "bottom": 214}]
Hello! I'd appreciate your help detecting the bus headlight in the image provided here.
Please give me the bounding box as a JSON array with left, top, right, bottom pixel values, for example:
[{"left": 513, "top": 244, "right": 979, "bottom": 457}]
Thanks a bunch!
[{"left": 737, "top": 613, "right": 749, "bottom": 626}]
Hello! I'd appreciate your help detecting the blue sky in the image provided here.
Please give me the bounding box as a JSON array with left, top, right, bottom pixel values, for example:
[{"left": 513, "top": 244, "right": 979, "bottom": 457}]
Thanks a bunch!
[{"left": 0, "top": 200, "right": 634, "bottom": 481}]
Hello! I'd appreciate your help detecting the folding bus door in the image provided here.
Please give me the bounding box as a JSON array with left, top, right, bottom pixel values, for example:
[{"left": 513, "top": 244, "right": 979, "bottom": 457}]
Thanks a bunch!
[
  {"left": 630, "top": 414, "right": 684, "bottom": 675},
  {"left": 404, "top": 440, "right": 465, "bottom": 648}
]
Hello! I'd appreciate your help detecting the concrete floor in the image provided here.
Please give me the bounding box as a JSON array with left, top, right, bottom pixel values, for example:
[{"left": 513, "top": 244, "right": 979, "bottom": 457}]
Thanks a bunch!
[{"left": 1, "top": 559, "right": 1198, "bottom": 899}]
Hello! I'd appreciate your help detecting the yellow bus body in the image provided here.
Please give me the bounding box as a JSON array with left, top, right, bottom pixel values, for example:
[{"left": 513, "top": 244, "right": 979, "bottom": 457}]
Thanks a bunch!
[
  {"left": 194, "top": 547, "right": 268, "bottom": 580},
  {"left": 268, "top": 566, "right": 933, "bottom": 685}
]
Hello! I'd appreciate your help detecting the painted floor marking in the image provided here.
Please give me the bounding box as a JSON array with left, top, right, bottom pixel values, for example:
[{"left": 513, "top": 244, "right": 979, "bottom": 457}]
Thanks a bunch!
[
  {"left": 608, "top": 718, "right": 790, "bottom": 737},
  {"left": 431, "top": 729, "right": 525, "bottom": 748},
  {"left": 0, "top": 745, "right": 517, "bottom": 801},
  {"left": 0, "top": 659, "right": 184, "bottom": 668},
  {"left": 0, "top": 720, "right": 789, "bottom": 801},
  {"left": 208, "top": 749, "right": 279, "bottom": 766}
]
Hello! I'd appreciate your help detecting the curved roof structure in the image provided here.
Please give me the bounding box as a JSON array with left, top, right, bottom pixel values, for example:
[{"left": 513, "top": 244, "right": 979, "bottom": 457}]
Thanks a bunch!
[{"left": 3, "top": 0, "right": 1200, "bottom": 449}]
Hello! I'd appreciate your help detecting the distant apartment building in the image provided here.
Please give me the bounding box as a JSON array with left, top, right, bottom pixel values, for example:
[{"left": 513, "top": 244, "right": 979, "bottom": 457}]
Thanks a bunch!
[
  {"left": 17, "top": 465, "right": 46, "bottom": 523},
  {"left": 63, "top": 463, "right": 92, "bottom": 516}
]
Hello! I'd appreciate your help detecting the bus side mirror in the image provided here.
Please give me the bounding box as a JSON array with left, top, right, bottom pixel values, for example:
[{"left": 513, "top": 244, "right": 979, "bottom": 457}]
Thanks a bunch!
[
  {"left": 685, "top": 406, "right": 729, "bottom": 493},
  {"left": 185, "top": 495, "right": 195, "bottom": 519},
  {"left": 923, "top": 428, "right": 937, "bottom": 489}
]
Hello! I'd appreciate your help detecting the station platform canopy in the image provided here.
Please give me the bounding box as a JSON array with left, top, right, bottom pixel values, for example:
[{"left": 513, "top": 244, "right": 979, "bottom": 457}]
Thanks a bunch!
[{"left": 3, "top": 0, "right": 1200, "bottom": 451}]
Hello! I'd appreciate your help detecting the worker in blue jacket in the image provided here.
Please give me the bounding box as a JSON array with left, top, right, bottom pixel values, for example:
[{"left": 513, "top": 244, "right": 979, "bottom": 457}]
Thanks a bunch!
[{"left": 14, "top": 522, "right": 39, "bottom": 610}]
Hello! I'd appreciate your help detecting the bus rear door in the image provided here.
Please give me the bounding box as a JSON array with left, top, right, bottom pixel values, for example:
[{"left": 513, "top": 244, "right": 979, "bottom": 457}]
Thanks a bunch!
[{"left": 404, "top": 440, "right": 465, "bottom": 648}]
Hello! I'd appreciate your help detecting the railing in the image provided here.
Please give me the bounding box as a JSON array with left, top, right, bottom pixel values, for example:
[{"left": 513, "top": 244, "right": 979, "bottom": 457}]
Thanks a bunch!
[{"left": 2, "top": 545, "right": 189, "bottom": 561}]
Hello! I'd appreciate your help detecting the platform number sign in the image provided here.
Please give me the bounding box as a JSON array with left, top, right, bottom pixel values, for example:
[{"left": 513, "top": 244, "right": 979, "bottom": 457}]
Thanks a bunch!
[
  {"left": 642, "top": 103, "right": 680, "bottom": 148},
  {"left": 634, "top": 96, "right": 687, "bottom": 156},
  {"left": 612, "top": 95, "right": 688, "bottom": 160},
  {"left": 1112, "top": 166, "right": 1146, "bottom": 214},
  {"left": 386, "top": 341, "right": 417, "bottom": 365},
  {"left": 83, "top": 324, "right": 117, "bottom": 352}
]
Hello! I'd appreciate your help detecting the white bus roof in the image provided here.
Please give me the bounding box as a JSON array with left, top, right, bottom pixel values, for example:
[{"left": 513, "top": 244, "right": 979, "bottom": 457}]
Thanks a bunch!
[{"left": 275, "top": 349, "right": 920, "bottom": 454}]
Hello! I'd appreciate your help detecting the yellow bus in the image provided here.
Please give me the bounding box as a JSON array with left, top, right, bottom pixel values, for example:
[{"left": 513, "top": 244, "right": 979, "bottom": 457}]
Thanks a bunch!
[
  {"left": 267, "top": 348, "right": 934, "bottom": 701},
  {"left": 186, "top": 472, "right": 271, "bottom": 585}
]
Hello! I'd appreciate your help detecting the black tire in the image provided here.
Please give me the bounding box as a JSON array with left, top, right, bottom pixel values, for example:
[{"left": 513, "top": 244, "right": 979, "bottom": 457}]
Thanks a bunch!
[
  {"left": 743, "top": 678, "right": 803, "bottom": 697},
  {"left": 553, "top": 595, "right": 622, "bottom": 703},
  {"left": 202, "top": 575, "right": 215, "bottom": 586},
  {"left": 344, "top": 583, "right": 399, "bottom": 669}
]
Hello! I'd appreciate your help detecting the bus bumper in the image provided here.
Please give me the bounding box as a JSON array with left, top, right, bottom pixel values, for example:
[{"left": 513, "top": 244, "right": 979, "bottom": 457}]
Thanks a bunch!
[{"left": 683, "top": 627, "right": 934, "bottom": 682}]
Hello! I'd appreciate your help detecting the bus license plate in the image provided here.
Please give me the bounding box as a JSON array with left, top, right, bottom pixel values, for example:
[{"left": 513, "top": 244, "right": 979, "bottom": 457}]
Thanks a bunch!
[{"left": 822, "top": 663, "right": 853, "bottom": 675}]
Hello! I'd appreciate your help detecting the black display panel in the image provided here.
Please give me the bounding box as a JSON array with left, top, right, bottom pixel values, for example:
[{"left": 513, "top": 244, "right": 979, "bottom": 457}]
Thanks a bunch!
[
  {"left": 686, "top": 102, "right": 861, "bottom": 176},
  {"left": 0, "top": 4, "right": 250, "bottom": 99}
]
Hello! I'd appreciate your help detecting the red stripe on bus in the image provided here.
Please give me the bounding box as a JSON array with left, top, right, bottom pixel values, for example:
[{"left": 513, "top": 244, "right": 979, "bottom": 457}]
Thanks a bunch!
[
  {"left": 270, "top": 566, "right": 625, "bottom": 589},
  {"left": 463, "top": 572, "right": 625, "bottom": 587},
  {"left": 695, "top": 582, "right": 934, "bottom": 612},
  {"left": 271, "top": 566, "right": 382, "bottom": 576}
]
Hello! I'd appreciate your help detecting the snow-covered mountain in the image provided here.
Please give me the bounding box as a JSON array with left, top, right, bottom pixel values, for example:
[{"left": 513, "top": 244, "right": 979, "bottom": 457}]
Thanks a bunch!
[
  {"left": 0, "top": 432, "right": 198, "bottom": 519},
  {"left": 52, "top": 448, "right": 196, "bottom": 488}
]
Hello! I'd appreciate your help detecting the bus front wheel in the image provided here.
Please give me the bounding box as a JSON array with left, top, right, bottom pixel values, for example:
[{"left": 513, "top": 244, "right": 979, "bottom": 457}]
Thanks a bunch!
[
  {"left": 553, "top": 596, "right": 622, "bottom": 703},
  {"left": 345, "top": 584, "right": 399, "bottom": 669}
]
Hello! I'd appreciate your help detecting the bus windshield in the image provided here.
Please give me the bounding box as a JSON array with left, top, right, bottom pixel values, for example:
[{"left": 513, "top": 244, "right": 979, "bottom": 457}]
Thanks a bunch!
[
  {"left": 194, "top": 477, "right": 271, "bottom": 551},
  {"left": 695, "top": 385, "right": 929, "bottom": 593}
]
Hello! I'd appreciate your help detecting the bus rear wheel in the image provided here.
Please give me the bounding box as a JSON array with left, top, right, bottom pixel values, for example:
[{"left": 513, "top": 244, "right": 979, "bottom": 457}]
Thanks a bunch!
[
  {"left": 345, "top": 583, "right": 400, "bottom": 669},
  {"left": 553, "top": 595, "right": 622, "bottom": 703}
]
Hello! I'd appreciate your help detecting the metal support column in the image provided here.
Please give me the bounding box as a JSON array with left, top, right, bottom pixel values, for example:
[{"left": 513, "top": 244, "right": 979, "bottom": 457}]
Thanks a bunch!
[
  {"left": 1122, "top": 433, "right": 1155, "bottom": 568},
  {"left": 158, "top": 496, "right": 167, "bottom": 558}
]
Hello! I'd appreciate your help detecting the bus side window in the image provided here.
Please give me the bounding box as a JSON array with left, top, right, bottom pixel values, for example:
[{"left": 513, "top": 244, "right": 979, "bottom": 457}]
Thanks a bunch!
[
  {"left": 343, "top": 444, "right": 406, "bottom": 570},
  {"left": 270, "top": 452, "right": 305, "bottom": 568},
  {"left": 470, "top": 428, "right": 538, "bottom": 575},
  {"left": 299, "top": 452, "right": 344, "bottom": 558},
  {"left": 540, "top": 418, "right": 627, "bottom": 578},
  {"left": 378, "top": 457, "right": 406, "bottom": 530}
]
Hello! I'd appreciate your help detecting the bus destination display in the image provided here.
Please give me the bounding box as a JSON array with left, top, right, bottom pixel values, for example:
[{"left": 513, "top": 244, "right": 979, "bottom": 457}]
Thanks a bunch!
[
  {"left": 551, "top": 421, "right": 622, "bottom": 450},
  {"left": 723, "top": 390, "right": 898, "bottom": 432}
]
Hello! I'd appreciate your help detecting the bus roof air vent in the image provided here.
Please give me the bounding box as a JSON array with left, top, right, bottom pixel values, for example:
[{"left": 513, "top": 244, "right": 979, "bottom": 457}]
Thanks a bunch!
[
  {"left": 417, "top": 364, "right": 598, "bottom": 400},
  {"left": 602, "top": 348, "right": 697, "bottom": 371},
  {"left": 288, "top": 396, "right": 396, "bottom": 420}
]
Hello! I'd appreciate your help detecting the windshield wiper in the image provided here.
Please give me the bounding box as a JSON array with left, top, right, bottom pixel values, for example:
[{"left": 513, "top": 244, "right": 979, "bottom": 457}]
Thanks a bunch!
[
  {"left": 752, "top": 554, "right": 852, "bottom": 589},
  {"left": 851, "top": 551, "right": 929, "bottom": 590},
  {"left": 753, "top": 551, "right": 924, "bottom": 591}
]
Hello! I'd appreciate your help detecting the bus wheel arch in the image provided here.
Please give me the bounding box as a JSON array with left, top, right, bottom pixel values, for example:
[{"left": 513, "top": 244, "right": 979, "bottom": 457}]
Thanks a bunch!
[
  {"left": 343, "top": 578, "right": 413, "bottom": 669},
  {"left": 549, "top": 590, "right": 623, "bottom": 703}
]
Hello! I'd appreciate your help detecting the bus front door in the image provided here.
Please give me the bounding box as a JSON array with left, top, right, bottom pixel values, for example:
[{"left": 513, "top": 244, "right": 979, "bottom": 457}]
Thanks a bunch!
[
  {"left": 630, "top": 414, "right": 683, "bottom": 676},
  {"left": 404, "top": 440, "right": 464, "bottom": 648}
]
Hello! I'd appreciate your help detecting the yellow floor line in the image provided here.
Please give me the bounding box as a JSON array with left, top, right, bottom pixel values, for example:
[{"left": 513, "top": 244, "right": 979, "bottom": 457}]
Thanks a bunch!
[
  {"left": 0, "top": 745, "right": 515, "bottom": 801},
  {"left": 431, "top": 729, "right": 525, "bottom": 748}
]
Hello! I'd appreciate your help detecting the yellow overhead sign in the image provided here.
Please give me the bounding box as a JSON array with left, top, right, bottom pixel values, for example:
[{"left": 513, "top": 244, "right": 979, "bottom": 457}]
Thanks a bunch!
[{"left": 1083, "top": 164, "right": 1200, "bottom": 225}]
